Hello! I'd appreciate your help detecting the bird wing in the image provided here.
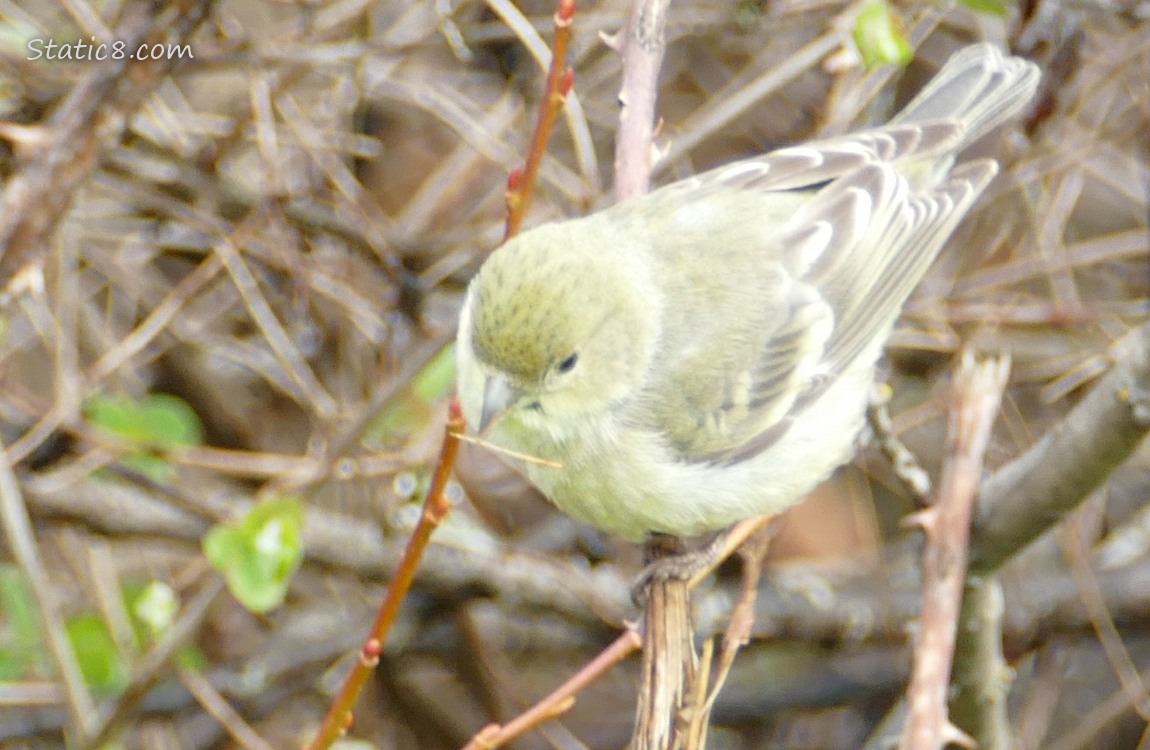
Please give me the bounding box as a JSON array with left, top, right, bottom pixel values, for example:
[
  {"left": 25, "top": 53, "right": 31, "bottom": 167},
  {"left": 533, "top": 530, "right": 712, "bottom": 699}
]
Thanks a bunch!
[{"left": 640, "top": 124, "right": 996, "bottom": 464}]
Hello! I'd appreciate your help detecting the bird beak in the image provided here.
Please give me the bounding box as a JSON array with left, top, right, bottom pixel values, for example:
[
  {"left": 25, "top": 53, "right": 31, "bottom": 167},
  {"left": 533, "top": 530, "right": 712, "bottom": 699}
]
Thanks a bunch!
[{"left": 479, "top": 374, "right": 518, "bottom": 433}]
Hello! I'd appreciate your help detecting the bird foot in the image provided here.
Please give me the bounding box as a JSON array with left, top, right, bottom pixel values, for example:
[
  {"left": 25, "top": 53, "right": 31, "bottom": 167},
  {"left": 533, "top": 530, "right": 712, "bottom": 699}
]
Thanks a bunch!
[{"left": 631, "top": 532, "right": 727, "bottom": 605}]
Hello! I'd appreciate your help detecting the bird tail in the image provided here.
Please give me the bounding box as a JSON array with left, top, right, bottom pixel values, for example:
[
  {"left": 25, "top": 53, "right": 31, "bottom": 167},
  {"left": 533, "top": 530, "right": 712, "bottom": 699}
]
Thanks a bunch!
[{"left": 890, "top": 43, "right": 1041, "bottom": 146}]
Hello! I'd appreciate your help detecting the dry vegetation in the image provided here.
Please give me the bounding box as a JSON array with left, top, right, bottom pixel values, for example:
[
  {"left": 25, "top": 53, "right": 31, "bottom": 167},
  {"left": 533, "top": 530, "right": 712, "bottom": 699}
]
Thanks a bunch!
[{"left": 0, "top": 0, "right": 1148, "bottom": 748}]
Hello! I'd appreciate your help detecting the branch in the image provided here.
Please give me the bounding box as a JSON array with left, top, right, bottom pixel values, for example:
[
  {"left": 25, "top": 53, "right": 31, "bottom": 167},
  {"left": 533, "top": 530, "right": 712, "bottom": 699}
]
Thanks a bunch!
[
  {"left": 970, "top": 320, "right": 1150, "bottom": 574},
  {"left": 949, "top": 577, "right": 1012, "bottom": 750},
  {"left": 903, "top": 353, "right": 1009, "bottom": 750},
  {"left": 610, "top": 0, "right": 670, "bottom": 201}
]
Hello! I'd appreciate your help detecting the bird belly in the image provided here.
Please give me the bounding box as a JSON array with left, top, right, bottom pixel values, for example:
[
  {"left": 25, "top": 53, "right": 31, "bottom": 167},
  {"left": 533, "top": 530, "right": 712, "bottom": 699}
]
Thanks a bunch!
[{"left": 495, "top": 368, "right": 870, "bottom": 541}]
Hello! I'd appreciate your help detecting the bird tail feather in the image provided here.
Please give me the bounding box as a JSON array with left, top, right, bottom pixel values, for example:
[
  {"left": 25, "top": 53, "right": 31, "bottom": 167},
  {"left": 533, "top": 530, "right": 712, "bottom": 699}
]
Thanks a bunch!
[{"left": 891, "top": 43, "right": 1041, "bottom": 145}]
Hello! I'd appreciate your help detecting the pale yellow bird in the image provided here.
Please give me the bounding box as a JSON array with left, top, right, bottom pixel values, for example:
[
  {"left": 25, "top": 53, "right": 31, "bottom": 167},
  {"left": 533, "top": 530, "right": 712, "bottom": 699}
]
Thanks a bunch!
[{"left": 456, "top": 44, "right": 1039, "bottom": 543}]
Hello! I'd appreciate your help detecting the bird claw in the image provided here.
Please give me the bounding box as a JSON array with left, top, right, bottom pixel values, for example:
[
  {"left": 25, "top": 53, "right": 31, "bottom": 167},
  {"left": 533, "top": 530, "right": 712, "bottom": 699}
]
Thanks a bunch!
[{"left": 631, "top": 532, "right": 726, "bottom": 605}]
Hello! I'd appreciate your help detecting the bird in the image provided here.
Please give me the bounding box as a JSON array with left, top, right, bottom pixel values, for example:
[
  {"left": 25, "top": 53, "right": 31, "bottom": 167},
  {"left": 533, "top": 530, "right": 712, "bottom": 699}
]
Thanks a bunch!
[{"left": 455, "top": 43, "right": 1040, "bottom": 545}]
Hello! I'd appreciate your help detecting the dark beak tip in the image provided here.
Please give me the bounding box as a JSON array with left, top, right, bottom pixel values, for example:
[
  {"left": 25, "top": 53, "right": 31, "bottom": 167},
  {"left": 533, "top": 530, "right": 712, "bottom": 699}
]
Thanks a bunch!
[{"left": 479, "top": 375, "right": 516, "bottom": 434}]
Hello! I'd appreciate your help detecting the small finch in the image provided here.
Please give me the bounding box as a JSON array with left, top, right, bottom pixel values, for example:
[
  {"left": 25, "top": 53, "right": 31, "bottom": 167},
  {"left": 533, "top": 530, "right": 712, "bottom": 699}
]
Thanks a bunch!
[{"left": 456, "top": 44, "right": 1039, "bottom": 542}]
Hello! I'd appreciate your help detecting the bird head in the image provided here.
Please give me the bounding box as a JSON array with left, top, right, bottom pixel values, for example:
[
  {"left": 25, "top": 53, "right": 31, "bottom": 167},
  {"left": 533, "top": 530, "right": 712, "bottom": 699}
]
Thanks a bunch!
[{"left": 456, "top": 220, "right": 659, "bottom": 436}]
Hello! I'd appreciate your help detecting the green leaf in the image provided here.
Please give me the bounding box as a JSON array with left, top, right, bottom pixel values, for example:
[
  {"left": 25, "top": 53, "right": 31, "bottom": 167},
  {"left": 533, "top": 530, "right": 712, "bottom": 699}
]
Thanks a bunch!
[
  {"left": 203, "top": 496, "right": 304, "bottom": 613},
  {"left": 85, "top": 393, "right": 203, "bottom": 482},
  {"left": 66, "top": 613, "right": 128, "bottom": 696},
  {"left": 853, "top": 0, "right": 913, "bottom": 68},
  {"left": 85, "top": 393, "right": 204, "bottom": 450}
]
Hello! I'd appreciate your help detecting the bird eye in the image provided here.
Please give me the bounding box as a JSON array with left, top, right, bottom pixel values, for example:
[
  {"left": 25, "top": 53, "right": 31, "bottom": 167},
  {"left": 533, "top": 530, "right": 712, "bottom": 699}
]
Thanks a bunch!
[{"left": 556, "top": 352, "right": 579, "bottom": 374}]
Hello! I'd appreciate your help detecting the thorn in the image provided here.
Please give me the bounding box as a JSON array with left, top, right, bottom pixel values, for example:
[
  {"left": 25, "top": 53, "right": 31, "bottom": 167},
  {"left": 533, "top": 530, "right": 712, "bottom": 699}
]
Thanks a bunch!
[
  {"left": 599, "top": 29, "right": 621, "bottom": 51},
  {"left": 650, "top": 139, "right": 669, "bottom": 170},
  {"left": 901, "top": 507, "right": 939, "bottom": 535},
  {"left": 942, "top": 721, "right": 977, "bottom": 749},
  {"left": 649, "top": 119, "right": 670, "bottom": 169}
]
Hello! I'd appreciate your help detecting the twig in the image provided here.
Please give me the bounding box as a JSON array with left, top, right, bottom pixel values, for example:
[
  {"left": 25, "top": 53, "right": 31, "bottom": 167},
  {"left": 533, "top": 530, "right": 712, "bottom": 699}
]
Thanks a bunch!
[
  {"left": 274, "top": 93, "right": 402, "bottom": 279},
  {"left": 634, "top": 568, "right": 694, "bottom": 750},
  {"left": 684, "top": 528, "right": 773, "bottom": 749},
  {"left": 87, "top": 253, "right": 225, "bottom": 383},
  {"left": 680, "top": 639, "right": 715, "bottom": 750},
  {"left": 306, "top": 8, "right": 585, "bottom": 737},
  {"left": 687, "top": 514, "right": 775, "bottom": 590},
  {"left": 6, "top": 212, "right": 268, "bottom": 469},
  {"left": 659, "top": 31, "right": 841, "bottom": 169},
  {"left": 610, "top": 0, "right": 669, "bottom": 201},
  {"left": 504, "top": 0, "right": 576, "bottom": 239},
  {"left": 211, "top": 225, "right": 338, "bottom": 420},
  {"left": 1061, "top": 509, "right": 1150, "bottom": 720},
  {"left": 1043, "top": 659, "right": 1150, "bottom": 750},
  {"left": 271, "top": 331, "right": 454, "bottom": 495},
  {"left": 461, "top": 628, "right": 642, "bottom": 750},
  {"left": 87, "top": 575, "right": 226, "bottom": 749},
  {"left": 178, "top": 664, "right": 277, "bottom": 750},
  {"left": 868, "top": 383, "right": 933, "bottom": 501},
  {"left": 482, "top": 0, "right": 599, "bottom": 195},
  {"left": 902, "top": 352, "right": 1010, "bottom": 750},
  {"left": 0, "top": 442, "right": 97, "bottom": 742},
  {"left": 303, "top": 401, "right": 464, "bottom": 750},
  {"left": 1015, "top": 641, "right": 1070, "bottom": 750}
]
